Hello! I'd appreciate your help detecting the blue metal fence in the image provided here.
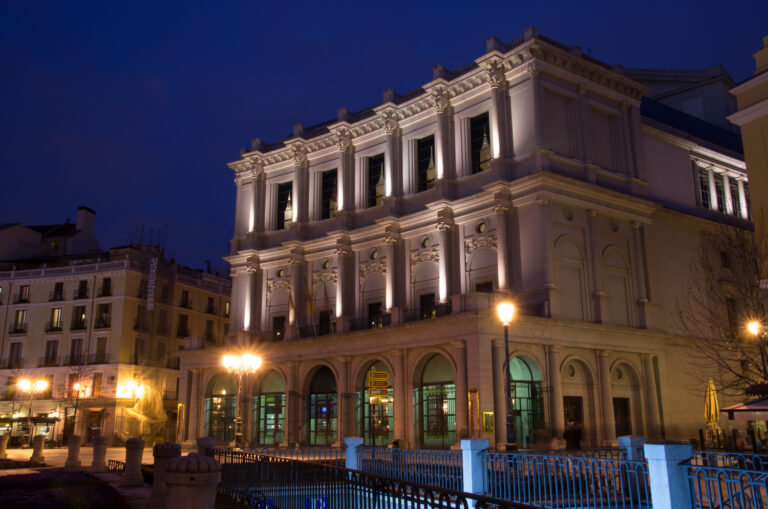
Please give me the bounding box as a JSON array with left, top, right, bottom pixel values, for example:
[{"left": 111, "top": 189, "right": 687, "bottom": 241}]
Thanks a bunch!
[
  {"left": 359, "top": 446, "right": 463, "bottom": 492},
  {"left": 686, "top": 451, "right": 768, "bottom": 509},
  {"left": 239, "top": 445, "right": 345, "bottom": 464},
  {"left": 484, "top": 452, "right": 651, "bottom": 508}
]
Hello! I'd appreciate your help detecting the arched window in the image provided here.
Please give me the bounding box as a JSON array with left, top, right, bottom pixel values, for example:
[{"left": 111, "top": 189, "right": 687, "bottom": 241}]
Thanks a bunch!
[
  {"left": 509, "top": 356, "right": 544, "bottom": 448},
  {"left": 307, "top": 366, "right": 337, "bottom": 445},
  {"left": 204, "top": 375, "right": 236, "bottom": 445},
  {"left": 253, "top": 370, "right": 285, "bottom": 445},
  {"left": 356, "top": 361, "right": 393, "bottom": 446},
  {"left": 415, "top": 354, "right": 455, "bottom": 449}
]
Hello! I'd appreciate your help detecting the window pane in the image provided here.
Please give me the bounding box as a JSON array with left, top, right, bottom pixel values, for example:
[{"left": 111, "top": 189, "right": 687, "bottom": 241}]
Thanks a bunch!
[
  {"left": 417, "top": 136, "right": 436, "bottom": 192},
  {"left": 368, "top": 154, "right": 385, "bottom": 207},
  {"left": 697, "top": 166, "right": 711, "bottom": 209},
  {"left": 276, "top": 182, "right": 293, "bottom": 230},
  {"left": 714, "top": 173, "right": 726, "bottom": 213},
  {"left": 321, "top": 169, "right": 338, "bottom": 219},
  {"left": 470, "top": 113, "right": 491, "bottom": 174}
]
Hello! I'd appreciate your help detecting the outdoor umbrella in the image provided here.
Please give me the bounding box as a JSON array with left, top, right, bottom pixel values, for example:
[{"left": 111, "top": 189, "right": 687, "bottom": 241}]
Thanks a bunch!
[{"left": 705, "top": 379, "right": 721, "bottom": 433}]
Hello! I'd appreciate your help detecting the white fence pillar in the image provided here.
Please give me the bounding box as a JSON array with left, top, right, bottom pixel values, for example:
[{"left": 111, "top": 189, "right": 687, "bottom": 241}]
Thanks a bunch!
[
  {"left": 91, "top": 436, "right": 108, "bottom": 472},
  {"left": 644, "top": 442, "right": 693, "bottom": 509},
  {"left": 618, "top": 435, "right": 645, "bottom": 461},
  {"left": 64, "top": 435, "right": 82, "bottom": 470},
  {"left": 461, "top": 439, "right": 489, "bottom": 497},
  {"left": 344, "top": 437, "right": 364, "bottom": 470}
]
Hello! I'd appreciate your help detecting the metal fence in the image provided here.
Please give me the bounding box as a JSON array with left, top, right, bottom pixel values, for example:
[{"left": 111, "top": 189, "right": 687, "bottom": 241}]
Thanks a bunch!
[
  {"left": 525, "top": 448, "right": 628, "bottom": 460},
  {"left": 686, "top": 451, "right": 768, "bottom": 509},
  {"left": 107, "top": 459, "right": 125, "bottom": 473},
  {"left": 484, "top": 452, "right": 651, "bottom": 509},
  {"left": 215, "top": 449, "right": 535, "bottom": 508},
  {"left": 237, "top": 446, "right": 345, "bottom": 464},
  {"left": 359, "top": 446, "right": 463, "bottom": 492}
]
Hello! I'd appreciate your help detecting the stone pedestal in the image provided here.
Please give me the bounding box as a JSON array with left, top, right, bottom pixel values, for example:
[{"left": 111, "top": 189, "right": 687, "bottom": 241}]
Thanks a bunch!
[
  {"left": 122, "top": 438, "right": 145, "bottom": 487},
  {"left": 618, "top": 435, "right": 646, "bottom": 461},
  {"left": 91, "top": 436, "right": 108, "bottom": 472},
  {"left": 196, "top": 436, "right": 215, "bottom": 457},
  {"left": 30, "top": 434, "right": 46, "bottom": 464},
  {"left": 147, "top": 442, "right": 181, "bottom": 509},
  {"left": 64, "top": 435, "right": 82, "bottom": 470},
  {"left": 461, "top": 439, "right": 490, "bottom": 497},
  {"left": 344, "top": 437, "right": 363, "bottom": 470},
  {"left": 644, "top": 442, "right": 694, "bottom": 509},
  {"left": 0, "top": 434, "right": 8, "bottom": 460},
  {"left": 165, "top": 453, "right": 221, "bottom": 509}
]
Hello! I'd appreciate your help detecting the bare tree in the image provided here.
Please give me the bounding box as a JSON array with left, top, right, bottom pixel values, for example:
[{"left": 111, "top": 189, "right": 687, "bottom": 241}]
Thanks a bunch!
[
  {"left": 62, "top": 363, "right": 94, "bottom": 437},
  {"left": 676, "top": 218, "right": 768, "bottom": 396}
]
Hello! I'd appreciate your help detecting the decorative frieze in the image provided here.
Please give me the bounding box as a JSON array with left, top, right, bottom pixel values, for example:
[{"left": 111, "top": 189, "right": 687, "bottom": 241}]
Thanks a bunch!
[
  {"left": 312, "top": 270, "right": 338, "bottom": 286},
  {"left": 464, "top": 232, "right": 498, "bottom": 260},
  {"left": 360, "top": 260, "right": 387, "bottom": 280},
  {"left": 266, "top": 278, "right": 291, "bottom": 296},
  {"left": 410, "top": 247, "right": 440, "bottom": 266}
]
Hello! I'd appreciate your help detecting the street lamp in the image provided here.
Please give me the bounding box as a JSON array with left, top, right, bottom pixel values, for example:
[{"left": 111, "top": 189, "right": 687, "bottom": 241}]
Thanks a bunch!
[
  {"left": 497, "top": 302, "right": 516, "bottom": 451},
  {"left": 747, "top": 321, "right": 768, "bottom": 381},
  {"left": 222, "top": 353, "right": 262, "bottom": 448},
  {"left": 17, "top": 378, "right": 48, "bottom": 447}
]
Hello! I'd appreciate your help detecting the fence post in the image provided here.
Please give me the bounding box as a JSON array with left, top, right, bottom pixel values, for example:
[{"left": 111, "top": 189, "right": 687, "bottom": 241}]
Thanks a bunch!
[
  {"left": 197, "top": 436, "right": 216, "bottom": 457},
  {"left": 644, "top": 442, "right": 693, "bottom": 509},
  {"left": 64, "top": 435, "right": 82, "bottom": 470},
  {"left": 29, "top": 434, "right": 46, "bottom": 464},
  {"left": 148, "top": 442, "right": 182, "bottom": 508},
  {"left": 618, "top": 436, "right": 645, "bottom": 461},
  {"left": 344, "top": 437, "right": 364, "bottom": 470},
  {"left": 462, "top": 439, "right": 489, "bottom": 497},
  {"left": 165, "top": 453, "right": 221, "bottom": 509},
  {"left": 122, "top": 437, "right": 146, "bottom": 487},
  {"left": 0, "top": 434, "right": 8, "bottom": 459},
  {"left": 91, "top": 436, "right": 108, "bottom": 472}
]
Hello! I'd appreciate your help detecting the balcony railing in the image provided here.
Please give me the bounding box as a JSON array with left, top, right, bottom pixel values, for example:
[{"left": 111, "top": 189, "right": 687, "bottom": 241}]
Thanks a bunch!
[
  {"left": 45, "top": 321, "right": 63, "bottom": 333},
  {"left": 13, "top": 295, "right": 30, "bottom": 304},
  {"left": 73, "top": 290, "right": 89, "bottom": 300},
  {"left": 38, "top": 356, "right": 60, "bottom": 367},
  {"left": 9, "top": 324, "right": 28, "bottom": 334},
  {"left": 179, "top": 301, "right": 192, "bottom": 309},
  {"left": 94, "top": 319, "right": 111, "bottom": 329},
  {"left": 48, "top": 292, "right": 65, "bottom": 302},
  {"left": 165, "top": 357, "right": 180, "bottom": 370},
  {"left": 1, "top": 357, "right": 24, "bottom": 369},
  {"left": 64, "top": 354, "right": 85, "bottom": 366},
  {"left": 98, "top": 287, "right": 112, "bottom": 297},
  {"left": 176, "top": 327, "right": 189, "bottom": 338},
  {"left": 206, "top": 306, "right": 216, "bottom": 315},
  {"left": 71, "top": 320, "right": 87, "bottom": 331},
  {"left": 134, "top": 317, "right": 149, "bottom": 331},
  {"left": 88, "top": 353, "right": 108, "bottom": 365}
]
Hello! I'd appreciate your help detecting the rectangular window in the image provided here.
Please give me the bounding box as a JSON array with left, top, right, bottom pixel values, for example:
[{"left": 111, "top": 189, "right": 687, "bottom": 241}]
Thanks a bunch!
[
  {"left": 318, "top": 310, "right": 332, "bottom": 336},
  {"left": 70, "top": 338, "right": 83, "bottom": 365},
  {"left": 96, "top": 303, "right": 111, "bottom": 328},
  {"left": 133, "top": 337, "right": 146, "bottom": 364},
  {"left": 206, "top": 297, "right": 215, "bottom": 314},
  {"left": 44, "top": 340, "right": 59, "bottom": 366},
  {"left": 420, "top": 293, "right": 436, "bottom": 320},
  {"left": 368, "top": 303, "right": 383, "bottom": 329},
  {"left": 157, "top": 309, "right": 168, "bottom": 335},
  {"left": 49, "top": 307, "right": 63, "bottom": 331},
  {"left": 714, "top": 173, "right": 726, "bottom": 213},
  {"left": 321, "top": 169, "right": 338, "bottom": 219},
  {"left": 177, "top": 314, "right": 189, "bottom": 337},
  {"left": 205, "top": 320, "right": 214, "bottom": 341},
  {"left": 180, "top": 290, "right": 190, "bottom": 308},
  {"left": 368, "top": 154, "right": 386, "bottom": 207},
  {"left": 697, "top": 166, "right": 711, "bottom": 209},
  {"left": 475, "top": 281, "right": 494, "bottom": 293},
  {"left": 92, "top": 373, "right": 103, "bottom": 398},
  {"left": 100, "top": 277, "right": 112, "bottom": 297},
  {"left": 156, "top": 341, "right": 166, "bottom": 362},
  {"left": 744, "top": 181, "right": 752, "bottom": 220},
  {"left": 276, "top": 182, "right": 293, "bottom": 230},
  {"left": 72, "top": 306, "right": 87, "bottom": 330},
  {"left": 95, "top": 337, "right": 107, "bottom": 364},
  {"left": 224, "top": 301, "right": 230, "bottom": 317},
  {"left": 9, "top": 342, "right": 22, "bottom": 368},
  {"left": 272, "top": 316, "right": 286, "bottom": 341},
  {"left": 729, "top": 178, "right": 741, "bottom": 217},
  {"left": 76, "top": 280, "right": 88, "bottom": 299},
  {"left": 17, "top": 285, "right": 30, "bottom": 304},
  {"left": 13, "top": 309, "right": 27, "bottom": 332},
  {"left": 470, "top": 112, "right": 492, "bottom": 174},
  {"left": 417, "top": 135, "right": 436, "bottom": 192},
  {"left": 51, "top": 282, "right": 64, "bottom": 301},
  {"left": 160, "top": 285, "right": 169, "bottom": 304},
  {"left": 5, "top": 376, "right": 17, "bottom": 400}
]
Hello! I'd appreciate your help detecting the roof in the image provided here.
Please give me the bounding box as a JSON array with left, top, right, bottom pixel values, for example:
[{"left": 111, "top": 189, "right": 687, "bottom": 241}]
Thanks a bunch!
[
  {"left": 27, "top": 223, "right": 79, "bottom": 238},
  {"left": 721, "top": 397, "right": 768, "bottom": 420},
  {"left": 641, "top": 96, "right": 743, "bottom": 155}
]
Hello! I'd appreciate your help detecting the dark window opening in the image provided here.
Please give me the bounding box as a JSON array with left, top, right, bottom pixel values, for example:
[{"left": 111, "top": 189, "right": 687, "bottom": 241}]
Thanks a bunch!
[
  {"left": 475, "top": 281, "right": 494, "bottom": 293},
  {"left": 470, "top": 113, "right": 492, "bottom": 174},
  {"left": 368, "top": 154, "right": 385, "bottom": 207},
  {"left": 276, "top": 182, "right": 293, "bottom": 230},
  {"left": 420, "top": 293, "right": 436, "bottom": 320},
  {"left": 272, "top": 316, "right": 286, "bottom": 341},
  {"left": 417, "top": 136, "right": 436, "bottom": 192},
  {"left": 321, "top": 169, "right": 338, "bottom": 219},
  {"left": 368, "top": 302, "right": 383, "bottom": 329}
]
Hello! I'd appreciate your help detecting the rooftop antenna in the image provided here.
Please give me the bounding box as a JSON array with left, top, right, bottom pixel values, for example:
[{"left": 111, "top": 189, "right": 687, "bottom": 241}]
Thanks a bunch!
[{"left": 138, "top": 224, "right": 145, "bottom": 246}]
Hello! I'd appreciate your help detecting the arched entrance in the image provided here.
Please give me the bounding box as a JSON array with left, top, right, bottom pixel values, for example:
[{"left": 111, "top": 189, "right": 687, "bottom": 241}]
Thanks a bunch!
[
  {"left": 414, "top": 354, "right": 455, "bottom": 449},
  {"left": 509, "top": 356, "right": 544, "bottom": 449},
  {"left": 356, "top": 361, "right": 393, "bottom": 446},
  {"left": 306, "top": 366, "right": 337, "bottom": 445},
  {"left": 252, "top": 370, "right": 285, "bottom": 445},
  {"left": 204, "top": 374, "right": 236, "bottom": 445}
]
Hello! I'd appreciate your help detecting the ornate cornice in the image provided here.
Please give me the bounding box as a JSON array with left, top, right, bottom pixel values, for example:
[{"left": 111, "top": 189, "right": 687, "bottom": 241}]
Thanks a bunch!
[
  {"left": 360, "top": 259, "right": 386, "bottom": 281},
  {"left": 267, "top": 278, "right": 291, "bottom": 295},
  {"left": 313, "top": 270, "right": 338, "bottom": 285},
  {"left": 487, "top": 60, "right": 506, "bottom": 88},
  {"left": 465, "top": 232, "right": 498, "bottom": 259},
  {"left": 411, "top": 247, "right": 440, "bottom": 266},
  {"left": 432, "top": 87, "right": 451, "bottom": 114}
]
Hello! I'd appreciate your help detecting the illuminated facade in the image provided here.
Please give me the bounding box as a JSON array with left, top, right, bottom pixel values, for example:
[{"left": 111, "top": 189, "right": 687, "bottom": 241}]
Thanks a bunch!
[
  {"left": 0, "top": 243, "right": 230, "bottom": 445},
  {"left": 178, "top": 28, "right": 748, "bottom": 449}
]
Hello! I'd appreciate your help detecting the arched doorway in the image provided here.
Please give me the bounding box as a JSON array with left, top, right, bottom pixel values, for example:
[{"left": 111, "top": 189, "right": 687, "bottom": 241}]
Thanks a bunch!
[
  {"left": 252, "top": 370, "right": 285, "bottom": 445},
  {"left": 509, "top": 356, "right": 544, "bottom": 449},
  {"left": 415, "top": 354, "right": 455, "bottom": 449},
  {"left": 356, "top": 361, "right": 394, "bottom": 446},
  {"left": 204, "top": 374, "right": 236, "bottom": 445},
  {"left": 307, "top": 366, "right": 337, "bottom": 445}
]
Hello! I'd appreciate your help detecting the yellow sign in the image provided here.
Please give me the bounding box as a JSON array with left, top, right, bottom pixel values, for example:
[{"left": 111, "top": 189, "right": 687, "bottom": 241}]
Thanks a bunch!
[{"left": 367, "top": 370, "right": 391, "bottom": 399}]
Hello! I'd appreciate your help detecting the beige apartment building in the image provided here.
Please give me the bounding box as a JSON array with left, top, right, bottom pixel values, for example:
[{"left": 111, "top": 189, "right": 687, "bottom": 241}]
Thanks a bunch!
[{"left": 0, "top": 242, "right": 230, "bottom": 446}]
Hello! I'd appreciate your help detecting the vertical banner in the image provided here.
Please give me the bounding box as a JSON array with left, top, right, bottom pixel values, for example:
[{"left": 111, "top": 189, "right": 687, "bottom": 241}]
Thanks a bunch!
[{"left": 147, "top": 257, "right": 158, "bottom": 311}]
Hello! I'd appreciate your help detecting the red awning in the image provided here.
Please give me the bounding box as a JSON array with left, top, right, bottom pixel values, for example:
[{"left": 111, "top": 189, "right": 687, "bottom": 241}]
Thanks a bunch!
[{"left": 721, "top": 398, "right": 768, "bottom": 421}]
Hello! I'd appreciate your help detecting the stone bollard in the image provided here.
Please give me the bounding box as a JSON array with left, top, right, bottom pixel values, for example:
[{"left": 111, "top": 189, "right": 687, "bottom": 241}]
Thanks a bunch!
[
  {"left": 0, "top": 434, "right": 8, "bottom": 460},
  {"left": 122, "top": 438, "right": 146, "bottom": 487},
  {"left": 344, "top": 437, "right": 364, "bottom": 470},
  {"left": 165, "top": 453, "right": 221, "bottom": 509},
  {"left": 65, "top": 435, "right": 82, "bottom": 470},
  {"left": 644, "top": 442, "right": 694, "bottom": 509},
  {"left": 30, "top": 434, "right": 46, "bottom": 464},
  {"left": 618, "top": 435, "right": 646, "bottom": 461},
  {"left": 461, "top": 439, "right": 490, "bottom": 497},
  {"left": 196, "top": 436, "right": 215, "bottom": 457},
  {"left": 147, "top": 442, "right": 181, "bottom": 509},
  {"left": 91, "top": 436, "right": 108, "bottom": 472}
]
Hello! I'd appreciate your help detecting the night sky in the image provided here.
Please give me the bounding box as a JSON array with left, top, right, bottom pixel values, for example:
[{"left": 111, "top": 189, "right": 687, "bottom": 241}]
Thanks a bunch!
[{"left": 1, "top": 1, "right": 766, "bottom": 270}]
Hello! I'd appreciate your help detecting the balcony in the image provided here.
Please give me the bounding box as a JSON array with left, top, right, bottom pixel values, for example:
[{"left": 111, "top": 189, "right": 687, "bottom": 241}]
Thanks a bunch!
[
  {"left": 64, "top": 354, "right": 85, "bottom": 366},
  {"left": 179, "top": 301, "right": 192, "bottom": 310},
  {"left": 71, "top": 320, "right": 87, "bottom": 331},
  {"left": 88, "top": 353, "right": 108, "bottom": 365},
  {"left": 13, "top": 295, "right": 29, "bottom": 304},
  {"left": 38, "top": 356, "right": 60, "bottom": 367},
  {"left": 45, "top": 321, "right": 63, "bottom": 333},
  {"left": 98, "top": 287, "right": 112, "bottom": 297},
  {"left": 206, "top": 305, "right": 216, "bottom": 315},
  {"left": 133, "top": 317, "right": 149, "bottom": 331},
  {"left": 49, "top": 292, "right": 65, "bottom": 302},
  {"left": 94, "top": 318, "right": 111, "bottom": 329},
  {"left": 73, "top": 290, "right": 89, "bottom": 300},
  {"left": 1, "top": 358, "right": 24, "bottom": 369},
  {"left": 165, "top": 357, "right": 180, "bottom": 370},
  {"left": 9, "top": 324, "right": 28, "bottom": 334}
]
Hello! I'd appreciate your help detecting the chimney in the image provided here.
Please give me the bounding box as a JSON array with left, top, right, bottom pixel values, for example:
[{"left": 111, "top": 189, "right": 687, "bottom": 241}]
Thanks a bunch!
[{"left": 76, "top": 206, "right": 95, "bottom": 233}]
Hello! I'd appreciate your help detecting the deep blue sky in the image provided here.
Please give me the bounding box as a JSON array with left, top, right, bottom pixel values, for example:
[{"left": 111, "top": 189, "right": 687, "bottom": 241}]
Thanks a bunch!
[{"left": 1, "top": 1, "right": 766, "bottom": 270}]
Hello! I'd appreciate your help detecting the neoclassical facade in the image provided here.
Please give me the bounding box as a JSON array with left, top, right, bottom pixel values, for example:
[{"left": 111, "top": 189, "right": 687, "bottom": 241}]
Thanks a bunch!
[{"left": 178, "top": 28, "right": 748, "bottom": 450}]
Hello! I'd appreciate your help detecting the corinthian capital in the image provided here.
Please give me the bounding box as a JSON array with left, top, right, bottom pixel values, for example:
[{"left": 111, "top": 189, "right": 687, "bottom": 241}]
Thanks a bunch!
[
  {"left": 335, "top": 129, "right": 352, "bottom": 153},
  {"left": 433, "top": 87, "right": 451, "bottom": 114},
  {"left": 292, "top": 145, "right": 307, "bottom": 166},
  {"left": 382, "top": 110, "right": 400, "bottom": 135},
  {"left": 487, "top": 60, "right": 506, "bottom": 88}
]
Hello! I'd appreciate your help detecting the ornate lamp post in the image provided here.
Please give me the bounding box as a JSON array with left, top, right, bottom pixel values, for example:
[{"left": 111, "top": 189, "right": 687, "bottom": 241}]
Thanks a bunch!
[
  {"left": 17, "top": 378, "right": 48, "bottom": 446},
  {"left": 222, "top": 353, "right": 262, "bottom": 448},
  {"left": 496, "top": 302, "right": 516, "bottom": 451},
  {"left": 747, "top": 321, "right": 768, "bottom": 381}
]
